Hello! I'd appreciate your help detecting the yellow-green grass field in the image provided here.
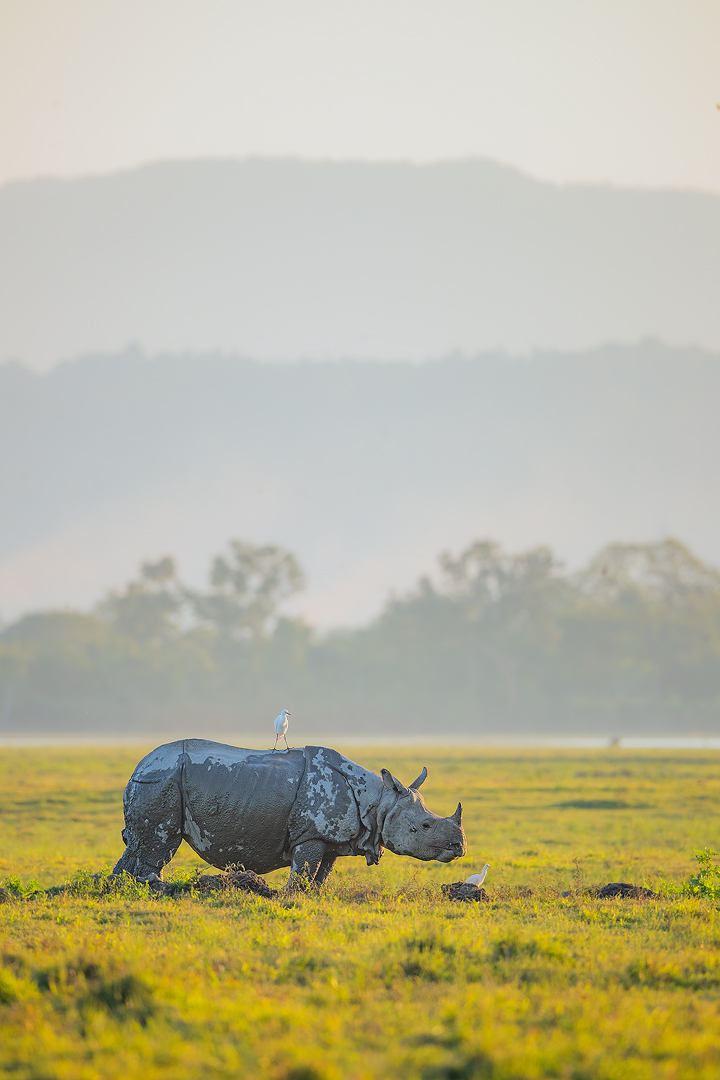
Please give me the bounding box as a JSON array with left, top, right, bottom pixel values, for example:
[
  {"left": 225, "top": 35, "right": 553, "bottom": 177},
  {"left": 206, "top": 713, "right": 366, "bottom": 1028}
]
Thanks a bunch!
[{"left": 1, "top": 744, "right": 720, "bottom": 1080}]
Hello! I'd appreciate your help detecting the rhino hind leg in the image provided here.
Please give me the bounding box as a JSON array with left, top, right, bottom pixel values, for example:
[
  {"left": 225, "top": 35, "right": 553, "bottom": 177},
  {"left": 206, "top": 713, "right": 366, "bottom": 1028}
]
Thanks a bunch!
[
  {"left": 288, "top": 840, "right": 327, "bottom": 890},
  {"left": 112, "top": 777, "right": 183, "bottom": 882}
]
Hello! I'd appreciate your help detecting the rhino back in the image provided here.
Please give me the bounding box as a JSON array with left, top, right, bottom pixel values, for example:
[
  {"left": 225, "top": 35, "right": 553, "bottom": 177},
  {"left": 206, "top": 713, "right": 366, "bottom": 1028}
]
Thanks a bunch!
[{"left": 180, "top": 742, "right": 306, "bottom": 873}]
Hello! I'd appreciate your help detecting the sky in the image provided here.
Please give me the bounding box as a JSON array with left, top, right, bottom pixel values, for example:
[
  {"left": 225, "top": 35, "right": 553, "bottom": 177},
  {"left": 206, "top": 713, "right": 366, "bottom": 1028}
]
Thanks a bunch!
[{"left": 1, "top": 0, "right": 719, "bottom": 192}]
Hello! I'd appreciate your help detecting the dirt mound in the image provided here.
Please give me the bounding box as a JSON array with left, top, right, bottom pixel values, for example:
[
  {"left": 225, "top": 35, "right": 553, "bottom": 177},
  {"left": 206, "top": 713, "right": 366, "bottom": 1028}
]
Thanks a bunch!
[
  {"left": 192, "top": 870, "right": 277, "bottom": 898},
  {"left": 441, "top": 881, "right": 490, "bottom": 903},
  {"left": 143, "top": 870, "right": 278, "bottom": 898},
  {"left": 562, "top": 882, "right": 657, "bottom": 900},
  {"left": 596, "top": 882, "right": 656, "bottom": 899}
]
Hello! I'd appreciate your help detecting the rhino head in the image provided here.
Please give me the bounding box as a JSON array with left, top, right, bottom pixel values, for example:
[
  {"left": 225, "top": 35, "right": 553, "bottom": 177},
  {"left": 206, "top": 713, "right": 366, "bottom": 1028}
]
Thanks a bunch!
[{"left": 379, "top": 766, "right": 466, "bottom": 863}]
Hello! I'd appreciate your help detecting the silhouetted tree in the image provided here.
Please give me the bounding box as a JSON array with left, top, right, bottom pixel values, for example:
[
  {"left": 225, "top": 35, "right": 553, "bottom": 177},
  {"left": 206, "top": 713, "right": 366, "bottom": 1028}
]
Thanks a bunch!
[
  {"left": 578, "top": 538, "right": 720, "bottom": 604},
  {"left": 99, "top": 556, "right": 183, "bottom": 641},
  {"left": 191, "top": 541, "right": 305, "bottom": 639},
  {"left": 3, "top": 536, "right": 720, "bottom": 734}
]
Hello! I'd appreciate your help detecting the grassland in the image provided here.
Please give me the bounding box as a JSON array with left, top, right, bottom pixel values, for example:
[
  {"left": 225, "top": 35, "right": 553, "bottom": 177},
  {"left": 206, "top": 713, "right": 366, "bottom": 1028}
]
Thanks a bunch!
[{"left": 1, "top": 744, "right": 720, "bottom": 1079}]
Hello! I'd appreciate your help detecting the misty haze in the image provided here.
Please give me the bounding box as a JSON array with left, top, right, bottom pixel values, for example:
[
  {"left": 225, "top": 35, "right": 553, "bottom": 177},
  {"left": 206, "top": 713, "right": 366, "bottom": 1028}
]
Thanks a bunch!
[{"left": 1, "top": 160, "right": 719, "bottom": 739}]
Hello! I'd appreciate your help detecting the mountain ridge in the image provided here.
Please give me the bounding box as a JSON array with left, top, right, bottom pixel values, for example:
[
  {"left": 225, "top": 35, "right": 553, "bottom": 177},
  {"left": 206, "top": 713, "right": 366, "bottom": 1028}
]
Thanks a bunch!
[{"left": 2, "top": 157, "right": 719, "bottom": 369}]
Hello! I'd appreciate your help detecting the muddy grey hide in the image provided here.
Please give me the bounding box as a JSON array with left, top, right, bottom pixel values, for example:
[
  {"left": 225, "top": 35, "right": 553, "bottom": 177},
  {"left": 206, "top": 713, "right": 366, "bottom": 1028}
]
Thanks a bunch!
[{"left": 112, "top": 741, "right": 466, "bottom": 887}]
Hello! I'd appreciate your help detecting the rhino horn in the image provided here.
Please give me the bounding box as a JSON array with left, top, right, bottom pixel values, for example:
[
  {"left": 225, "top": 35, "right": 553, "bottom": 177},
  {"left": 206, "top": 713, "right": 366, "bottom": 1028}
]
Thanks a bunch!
[
  {"left": 450, "top": 802, "right": 463, "bottom": 826},
  {"left": 381, "top": 768, "right": 409, "bottom": 797},
  {"left": 408, "top": 766, "right": 428, "bottom": 790}
]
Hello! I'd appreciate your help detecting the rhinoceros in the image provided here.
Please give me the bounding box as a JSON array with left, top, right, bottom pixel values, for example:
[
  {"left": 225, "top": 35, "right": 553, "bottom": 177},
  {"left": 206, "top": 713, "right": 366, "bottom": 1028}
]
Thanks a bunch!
[{"left": 112, "top": 740, "right": 466, "bottom": 887}]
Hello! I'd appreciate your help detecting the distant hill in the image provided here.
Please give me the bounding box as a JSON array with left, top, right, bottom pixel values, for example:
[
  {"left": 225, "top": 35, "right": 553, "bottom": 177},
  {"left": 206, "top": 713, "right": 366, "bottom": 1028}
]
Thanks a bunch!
[
  {"left": 1, "top": 343, "right": 720, "bottom": 628},
  {"left": 1, "top": 158, "right": 720, "bottom": 370}
]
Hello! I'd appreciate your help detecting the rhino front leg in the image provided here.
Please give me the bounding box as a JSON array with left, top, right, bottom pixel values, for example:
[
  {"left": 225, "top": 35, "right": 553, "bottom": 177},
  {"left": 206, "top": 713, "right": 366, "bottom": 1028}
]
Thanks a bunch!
[
  {"left": 288, "top": 840, "right": 327, "bottom": 890},
  {"left": 314, "top": 852, "right": 339, "bottom": 886}
]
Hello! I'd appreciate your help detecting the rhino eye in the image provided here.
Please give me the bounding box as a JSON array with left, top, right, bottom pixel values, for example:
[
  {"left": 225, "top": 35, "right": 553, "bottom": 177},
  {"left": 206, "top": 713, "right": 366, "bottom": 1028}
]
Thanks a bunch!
[{"left": 422, "top": 821, "right": 432, "bottom": 830}]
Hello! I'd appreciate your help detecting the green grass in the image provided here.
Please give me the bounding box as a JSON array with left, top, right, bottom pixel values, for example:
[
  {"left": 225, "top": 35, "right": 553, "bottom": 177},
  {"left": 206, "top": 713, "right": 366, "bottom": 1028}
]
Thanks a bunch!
[{"left": 1, "top": 745, "right": 720, "bottom": 1078}]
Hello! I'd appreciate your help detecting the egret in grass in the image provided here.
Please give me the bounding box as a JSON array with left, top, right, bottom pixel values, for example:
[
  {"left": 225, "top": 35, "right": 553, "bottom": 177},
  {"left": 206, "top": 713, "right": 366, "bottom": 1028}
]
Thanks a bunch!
[
  {"left": 465, "top": 864, "right": 490, "bottom": 887},
  {"left": 273, "top": 709, "right": 292, "bottom": 752}
]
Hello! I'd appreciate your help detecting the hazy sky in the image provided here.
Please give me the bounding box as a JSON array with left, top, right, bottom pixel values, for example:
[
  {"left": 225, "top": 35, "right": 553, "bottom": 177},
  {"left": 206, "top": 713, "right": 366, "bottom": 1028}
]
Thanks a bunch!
[{"left": 1, "top": 0, "right": 719, "bottom": 192}]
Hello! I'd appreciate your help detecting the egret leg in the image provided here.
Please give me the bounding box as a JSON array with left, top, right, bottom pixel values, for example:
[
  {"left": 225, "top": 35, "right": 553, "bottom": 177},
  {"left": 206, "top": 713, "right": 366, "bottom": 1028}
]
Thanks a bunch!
[{"left": 284, "top": 734, "right": 291, "bottom": 750}]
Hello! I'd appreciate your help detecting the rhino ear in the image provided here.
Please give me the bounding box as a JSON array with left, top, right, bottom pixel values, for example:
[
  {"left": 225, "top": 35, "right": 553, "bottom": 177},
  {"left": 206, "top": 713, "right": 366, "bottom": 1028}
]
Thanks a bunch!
[
  {"left": 450, "top": 802, "right": 463, "bottom": 826},
  {"left": 381, "top": 768, "right": 409, "bottom": 796},
  {"left": 408, "top": 766, "right": 428, "bottom": 790}
]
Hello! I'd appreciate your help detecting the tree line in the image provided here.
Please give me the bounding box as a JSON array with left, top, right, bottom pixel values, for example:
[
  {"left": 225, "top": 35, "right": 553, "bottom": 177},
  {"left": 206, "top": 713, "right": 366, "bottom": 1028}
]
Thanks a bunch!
[{"left": 1, "top": 537, "right": 720, "bottom": 736}]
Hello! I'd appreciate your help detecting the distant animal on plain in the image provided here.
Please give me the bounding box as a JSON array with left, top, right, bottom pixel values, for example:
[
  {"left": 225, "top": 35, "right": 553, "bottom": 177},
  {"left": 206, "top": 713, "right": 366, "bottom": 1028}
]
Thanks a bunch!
[
  {"left": 273, "top": 709, "right": 291, "bottom": 751},
  {"left": 112, "top": 741, "right": 466, "bottom": 889},
  {"left": 465, "top": 864, "right": 490, "bottom": 887}
]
